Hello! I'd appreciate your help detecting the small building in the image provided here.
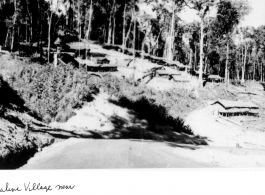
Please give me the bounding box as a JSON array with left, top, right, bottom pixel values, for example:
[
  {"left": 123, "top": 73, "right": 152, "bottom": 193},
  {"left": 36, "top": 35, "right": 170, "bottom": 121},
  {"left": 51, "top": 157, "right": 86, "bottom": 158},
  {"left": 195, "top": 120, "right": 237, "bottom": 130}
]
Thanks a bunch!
[
  {"left": 172, "top": 75, "right": 190, "bottom": 83},
  {"left": 156, "top": 68, "right": 181, "bottom": 78},
  {"left": 211, "top": 100, "right": 259, "bottom": 117},
  {"left": 207, "top": 75, "right": 225, "bottom": 83},
  {"left": 164, "top": 60, "right": 189, "bottom": 71},
  {"left": 86, "top": 64, "right": 117, "bottom": 72}
]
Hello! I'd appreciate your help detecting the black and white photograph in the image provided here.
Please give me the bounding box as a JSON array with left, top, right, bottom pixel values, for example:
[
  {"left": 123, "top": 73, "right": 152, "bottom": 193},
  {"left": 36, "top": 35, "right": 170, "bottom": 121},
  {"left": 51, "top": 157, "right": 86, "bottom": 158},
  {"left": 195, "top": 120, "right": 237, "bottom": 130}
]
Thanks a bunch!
[{"left": 0, "top": 0, "right": 265, "bottom": 171}]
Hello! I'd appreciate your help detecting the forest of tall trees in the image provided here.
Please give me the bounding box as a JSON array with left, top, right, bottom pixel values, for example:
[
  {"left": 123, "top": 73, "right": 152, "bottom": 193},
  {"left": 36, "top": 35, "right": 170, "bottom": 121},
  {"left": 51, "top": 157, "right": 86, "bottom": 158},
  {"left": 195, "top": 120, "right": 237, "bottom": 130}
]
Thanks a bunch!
[{"left": 0, "top": 0, "right": 265, "bottom": 84}]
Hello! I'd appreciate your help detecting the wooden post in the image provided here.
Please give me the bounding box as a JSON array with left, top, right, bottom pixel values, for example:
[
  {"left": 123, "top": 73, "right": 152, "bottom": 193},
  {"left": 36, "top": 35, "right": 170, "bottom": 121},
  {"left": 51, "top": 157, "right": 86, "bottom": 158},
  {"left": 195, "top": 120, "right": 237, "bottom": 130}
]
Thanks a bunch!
[
  {"left": 57, "top": 47, "right": 61, "bottom": 55},
  {"left": 86, "top": 43, "right": 89, "bottom": 60},
  {"left": 54, "top": 53, "right": 58, "bottom": 68}
]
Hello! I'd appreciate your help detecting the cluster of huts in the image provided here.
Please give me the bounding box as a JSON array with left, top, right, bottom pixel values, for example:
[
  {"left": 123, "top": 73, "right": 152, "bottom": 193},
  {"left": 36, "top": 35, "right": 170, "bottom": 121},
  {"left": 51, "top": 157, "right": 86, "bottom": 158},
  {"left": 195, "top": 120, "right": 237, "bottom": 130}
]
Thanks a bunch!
[
  {"left": 46, "top": 41, "right": 226, "bottom": 84},
  {"left": 144, "top": 55, "right": 227, "bottom": 83},
  {"left": 143, "top": 56, "right": 191, "bottom": 82}
]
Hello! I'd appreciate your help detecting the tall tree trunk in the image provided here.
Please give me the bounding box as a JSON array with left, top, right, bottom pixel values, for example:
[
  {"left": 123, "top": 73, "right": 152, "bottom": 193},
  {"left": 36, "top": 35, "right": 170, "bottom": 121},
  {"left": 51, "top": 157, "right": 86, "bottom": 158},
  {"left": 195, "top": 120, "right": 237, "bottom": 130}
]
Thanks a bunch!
[
  {"left": 194, "top": 45, "right": 197, "bottom": 71},
  {"left": 40, "top": 15, "right": 44, "bottom": 58},
  {"left": 133, "top": 10, "right": 136, "bottom": 59},
  {"left": 86, "top": 0, "right": 93, "bottom": 40},
  {"left": 124, "top": 17, "right": 133, "bottom": 49},
  {"left": 140, "top": 32, "right": 147, "bottom": 81},
  {"left": 259, "top": 62, "right": 261, "bottom": 81},
  {"left": 132, "top": 4, "right": 137, "bottom": 82},
  {"left": 39, "top": 4, "right": 45, "bottom": 58},
  {"left": 103, "top": 24, "right": 107, "bottom": 43},
  {"left": 37, "top": 0, "right": 40, "bottom": 50},
  {"left": 241, "top": 47, "right": 244, "bottom": 73},
  {"left": 11, "top": 0, "right": 17, "bottom": 51},
  {"left": 107, "top": 14, "right": 113, "bottom": 44},
  {"left": 112, "top": 4, "right": 116, "bottom": 44},
  {"left": 26, "top": 23, "right": 28, "bottom": 42},
  {"left": 48, "top": 12, "right": 53, "bottom": 62},
  {"left": 260, "top": 64, "right": 262, "bottom": 81},
  {"left": 29, "top": 14, "right": 33, "bottom": 50},
  {"left": 236, "top": 51, "right": 239, "bottom": 81},
  {"left": 26, "top": 0, "right": 33, "bottom": 43},
  {"left": 198, "top": 18, "right": 204, "bottom": 87},
  {"left": 204, "top": 55, "right": 208, "bottom": 73},
  {"left": 77, "top": 0, "right": 81, "bottom": 40},
  {"left": 189, "top": 48, "right": 193, "bottom": 67},
  {"left": 122, "top": 2, "right": 127, "bottom": 53},
  {"left": 150, "top": 28, "right": 162, "bottom": 55},
  {"left": 30, "top": 15, "right": 33, "bottom": 43},
  {"left": 261, "top": 62, "right": 264, "bottom": 82},
  {"left": 107, "top": 0, "right": 116, "bottom": 44},
  {"left": 253, "top": 56, "right": 256, "bottom": 81},
  {"left": 167, "top": 3, "right": 175, "bottom": 61},
  {"left": 17, "top": 26, "right": 20, "bottom": 42},
  {"left": 225, "top": 42, "right": 229, "bottom": 82},
  {"left": 5, "top": 29, "right": 10, "bottom": 48},
  {"left": 241, "top": 44, "right": 248, "bottom": 83}
]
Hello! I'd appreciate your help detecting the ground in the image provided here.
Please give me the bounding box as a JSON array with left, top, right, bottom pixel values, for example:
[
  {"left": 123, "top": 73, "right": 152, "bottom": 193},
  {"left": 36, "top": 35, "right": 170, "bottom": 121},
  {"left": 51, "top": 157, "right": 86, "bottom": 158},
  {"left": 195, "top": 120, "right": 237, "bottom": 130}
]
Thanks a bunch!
[
  {"left": 21, "top": 139, "right": 265, "bottom": 169},
  {"left": 186, "top": 106, "right": 265, "bottom": 149},
  {"left": 50, "top": 91, "right": 140, "bottom": 132},
  {"left": 2, "top": 40, "right": 265, "bottom": 168}
]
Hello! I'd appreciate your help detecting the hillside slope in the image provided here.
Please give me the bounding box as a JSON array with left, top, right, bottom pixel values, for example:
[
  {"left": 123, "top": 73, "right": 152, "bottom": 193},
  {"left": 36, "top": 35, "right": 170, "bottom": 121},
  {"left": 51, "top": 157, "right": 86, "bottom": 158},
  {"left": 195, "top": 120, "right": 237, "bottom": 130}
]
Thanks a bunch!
[{"left": 0, "top": 74, "right": 54, "bottom": 169}]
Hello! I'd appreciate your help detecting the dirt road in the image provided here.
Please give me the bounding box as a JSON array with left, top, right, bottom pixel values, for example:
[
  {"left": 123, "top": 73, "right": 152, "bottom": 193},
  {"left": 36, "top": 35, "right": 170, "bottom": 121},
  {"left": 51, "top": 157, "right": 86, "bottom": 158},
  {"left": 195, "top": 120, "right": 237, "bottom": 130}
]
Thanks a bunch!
[
  {"left": 20, "top": 138, "right": 265, "bottom": 169},
  {"left": 20, "top": 139, "right": 211, "bottom": 169}
]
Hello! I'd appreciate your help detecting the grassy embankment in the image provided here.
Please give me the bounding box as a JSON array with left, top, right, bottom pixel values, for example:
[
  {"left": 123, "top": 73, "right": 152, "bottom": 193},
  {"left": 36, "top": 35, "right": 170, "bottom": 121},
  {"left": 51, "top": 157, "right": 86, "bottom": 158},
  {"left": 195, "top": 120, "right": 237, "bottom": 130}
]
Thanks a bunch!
[{"left": 0, "top": 59, "right": 54, "bottom": 169}]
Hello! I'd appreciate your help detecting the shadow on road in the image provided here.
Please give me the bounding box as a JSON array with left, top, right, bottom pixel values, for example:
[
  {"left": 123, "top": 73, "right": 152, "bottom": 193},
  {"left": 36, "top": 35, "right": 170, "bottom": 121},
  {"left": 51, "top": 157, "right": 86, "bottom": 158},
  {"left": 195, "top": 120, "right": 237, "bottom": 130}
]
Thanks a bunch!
[
  {"left": 30, "top": 128, "right": 104, "bottom": 139},
  {"left": 28, "top": 95, "right": 210, "bottom": 146},
  {"left": 130, "top": 139, "right": 199, "bottom": 150},
  {"left": 102, "top": 97, "right": 209, "bottom": 145}
]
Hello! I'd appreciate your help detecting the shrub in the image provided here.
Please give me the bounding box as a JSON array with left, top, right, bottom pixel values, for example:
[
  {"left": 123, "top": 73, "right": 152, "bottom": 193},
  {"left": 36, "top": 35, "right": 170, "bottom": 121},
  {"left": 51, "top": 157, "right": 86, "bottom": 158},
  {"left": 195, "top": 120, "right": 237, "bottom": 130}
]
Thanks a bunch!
[
  {"left": 55, "top": 109, "right": 76, "bottom": 123},
  {"left": 43, "top": 114, "right": 52, "bottom": 124},
  {"left": 0, "top": 105, "right": 5, "bottom": 116},
  {"left": 0, "top": 74, "right": 25, "bottom": 110},
  {"left": 9, "top": 63, "right": 99, "bottom": 121}
]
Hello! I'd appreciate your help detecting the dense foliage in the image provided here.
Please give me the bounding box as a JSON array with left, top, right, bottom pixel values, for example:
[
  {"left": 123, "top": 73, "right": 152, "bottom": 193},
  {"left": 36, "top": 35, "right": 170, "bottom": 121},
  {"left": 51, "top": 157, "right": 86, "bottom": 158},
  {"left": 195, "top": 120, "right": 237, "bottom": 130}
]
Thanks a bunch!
[{"left": 12, "top": 66, "right": 98, "bottom": 122}]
